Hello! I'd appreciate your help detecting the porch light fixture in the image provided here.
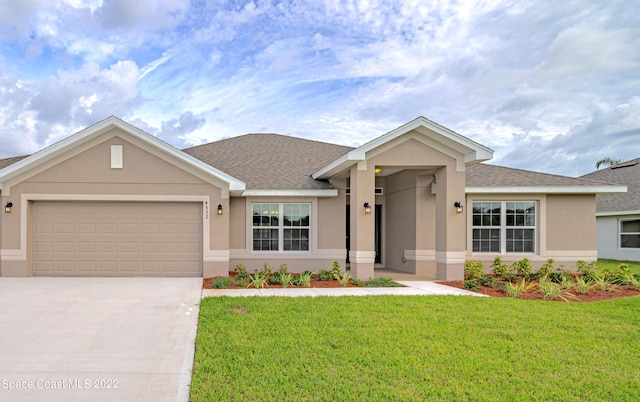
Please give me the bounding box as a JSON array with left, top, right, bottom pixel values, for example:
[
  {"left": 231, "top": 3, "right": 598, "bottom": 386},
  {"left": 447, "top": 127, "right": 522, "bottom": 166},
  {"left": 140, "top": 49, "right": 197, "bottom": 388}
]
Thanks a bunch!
[
  {"left": 454, "top": 202, "right": 463, "bottom": 214},
  {"left": 364, "top": 202, "right": 372, "bottom": 214},
  {"left": 217, "top": 204, "right": 223, "bottom": 215},
  {"left": 374, "top": 167, "right": 383, "bottom": 174},
  {"left": 4, "top": 202, "right": 12, "bottom": 213}
]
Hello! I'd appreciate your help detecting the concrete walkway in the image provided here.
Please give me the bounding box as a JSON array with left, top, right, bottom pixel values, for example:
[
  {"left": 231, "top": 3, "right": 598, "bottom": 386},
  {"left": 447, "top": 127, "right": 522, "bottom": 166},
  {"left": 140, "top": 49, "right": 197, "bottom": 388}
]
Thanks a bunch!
[
  {"left": 202, "top": 281, "right": 485, "bottom": 298},
  {"left": 0, "top": 277, "right": 201, "bottom": 402}
]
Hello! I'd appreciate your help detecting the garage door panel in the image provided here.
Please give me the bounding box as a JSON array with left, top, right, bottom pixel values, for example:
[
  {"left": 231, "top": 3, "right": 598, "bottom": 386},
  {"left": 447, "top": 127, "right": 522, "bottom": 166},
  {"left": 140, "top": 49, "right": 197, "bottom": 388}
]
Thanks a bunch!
[{"left": 33, "top": 202, "right": 203, "bottom": 277}]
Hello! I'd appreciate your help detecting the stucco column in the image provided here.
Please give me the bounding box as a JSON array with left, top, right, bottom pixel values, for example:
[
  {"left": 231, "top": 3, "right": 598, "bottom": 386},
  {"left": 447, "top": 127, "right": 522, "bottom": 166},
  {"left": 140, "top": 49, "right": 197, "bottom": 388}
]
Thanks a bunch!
[
  {"left": 349, "top": 162, "right": 375, "bottom": 280},
  {"left": 434, "top": 165, "right": 466, "bottom": 281}
]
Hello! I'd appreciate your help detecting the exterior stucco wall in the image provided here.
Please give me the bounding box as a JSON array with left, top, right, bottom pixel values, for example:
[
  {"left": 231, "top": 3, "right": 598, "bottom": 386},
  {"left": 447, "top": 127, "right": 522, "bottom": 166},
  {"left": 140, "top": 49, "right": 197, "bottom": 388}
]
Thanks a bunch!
[
  {"left": 1, "top": 130, "right": 230, "bottom": 277},
  {"left": 229, "top": 196, "right": 346, "bottom": 274},
  {"left": 466, "top": 193, "right": 598, "bottom": 272},
  {"left": 546, "top": 195, "right": 596, "bottom": 251},
  {"left": 596, "top": 215, "right": 640, "bottom": 261}
]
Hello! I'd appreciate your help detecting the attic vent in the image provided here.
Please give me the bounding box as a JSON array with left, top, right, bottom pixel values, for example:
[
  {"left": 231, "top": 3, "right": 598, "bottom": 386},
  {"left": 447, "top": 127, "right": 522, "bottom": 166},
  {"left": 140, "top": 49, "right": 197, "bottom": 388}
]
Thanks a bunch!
[
  {"left": 345, "top": 187, "right": 384, "bottom": 195},
  {"left": 111, "top": 145, "right": 123, "bottom": 169}
]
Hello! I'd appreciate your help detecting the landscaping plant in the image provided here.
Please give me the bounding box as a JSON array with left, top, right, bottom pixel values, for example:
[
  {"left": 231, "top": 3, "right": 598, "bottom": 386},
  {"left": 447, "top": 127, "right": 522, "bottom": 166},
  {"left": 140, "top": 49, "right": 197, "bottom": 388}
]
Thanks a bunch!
[
  {"left": 464, "top": 260, "right": 485, "bottom": 280},
  {"left": 491, "top": 256, "right": 509, "bottom": 277},
  {"left": 504, "top": 278, "right": 535, "bottom": 298},
  {"left": 336, "top": 271, "right": 352, "bottom": 287},
  {"left": 210, "top": 277, "right": 232, "bottom": 289}
]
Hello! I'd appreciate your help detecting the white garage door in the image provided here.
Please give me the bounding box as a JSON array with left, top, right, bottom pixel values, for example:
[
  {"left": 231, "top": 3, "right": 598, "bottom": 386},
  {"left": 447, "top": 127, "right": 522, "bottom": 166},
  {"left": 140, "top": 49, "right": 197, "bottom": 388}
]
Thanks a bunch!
[{"left": 33, "top": 202, "right": 203, "bottom": 276}]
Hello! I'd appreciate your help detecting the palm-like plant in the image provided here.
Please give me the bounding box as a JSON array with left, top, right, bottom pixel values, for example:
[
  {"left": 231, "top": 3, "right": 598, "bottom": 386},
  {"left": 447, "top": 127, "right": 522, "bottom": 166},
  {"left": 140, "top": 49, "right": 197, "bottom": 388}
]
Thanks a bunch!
[{"left": 595, "top": 156, "right": 624, "bottom": 170}]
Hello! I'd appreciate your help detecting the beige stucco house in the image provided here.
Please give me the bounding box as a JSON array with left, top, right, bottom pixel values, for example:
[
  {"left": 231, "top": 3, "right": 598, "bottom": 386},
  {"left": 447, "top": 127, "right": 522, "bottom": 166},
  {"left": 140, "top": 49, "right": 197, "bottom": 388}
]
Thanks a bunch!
[{"left": 0, "top": 116, "right": 625, "bottom": 280}]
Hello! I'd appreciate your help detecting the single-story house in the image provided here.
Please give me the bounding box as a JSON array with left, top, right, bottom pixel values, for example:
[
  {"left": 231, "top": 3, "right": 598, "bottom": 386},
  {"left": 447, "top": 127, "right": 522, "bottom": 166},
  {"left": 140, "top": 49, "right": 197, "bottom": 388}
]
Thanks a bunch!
[
  {"left": 0, "top": 116, "right": 626, "bottom": 280},
  {"left": 580, "top": 159, "right": 640, "bottom": 261}
]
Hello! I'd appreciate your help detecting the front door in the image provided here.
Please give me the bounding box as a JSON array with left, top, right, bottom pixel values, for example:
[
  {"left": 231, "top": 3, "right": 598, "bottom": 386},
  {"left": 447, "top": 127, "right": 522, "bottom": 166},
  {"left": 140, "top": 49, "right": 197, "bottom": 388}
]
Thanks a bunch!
[{"left": 346, "top": 205, "right": 382, "bottom": 264}]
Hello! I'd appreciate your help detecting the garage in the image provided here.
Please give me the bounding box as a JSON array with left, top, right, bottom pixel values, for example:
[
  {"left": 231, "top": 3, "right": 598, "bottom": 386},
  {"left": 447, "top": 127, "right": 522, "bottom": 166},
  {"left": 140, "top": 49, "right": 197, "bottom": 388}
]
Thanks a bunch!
[{"left": 32, "top": 201, "right": 203, "bottom": 276}]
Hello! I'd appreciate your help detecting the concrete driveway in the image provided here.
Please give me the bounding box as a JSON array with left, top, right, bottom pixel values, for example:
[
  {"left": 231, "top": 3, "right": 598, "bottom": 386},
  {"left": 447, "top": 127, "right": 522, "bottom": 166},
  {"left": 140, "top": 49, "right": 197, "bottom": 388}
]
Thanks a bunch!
[{"left": 0, "top": 277, "right": 201, "bottom": 402}]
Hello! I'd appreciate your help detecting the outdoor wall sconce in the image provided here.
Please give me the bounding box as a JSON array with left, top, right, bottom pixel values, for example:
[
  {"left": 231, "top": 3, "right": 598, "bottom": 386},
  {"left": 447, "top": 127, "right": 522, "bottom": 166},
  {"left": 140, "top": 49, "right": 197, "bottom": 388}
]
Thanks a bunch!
[
  {"left": 374, "top": 167, "right": 383, "bottom": 174},
  {"left": 217, "top": 204, "right": 223, "bottom": 215},
  {"left": 4, "top": 202, "right": 13, "bottom": 213},
  {"left": 364, "top": 202, "right": 372, "bottom": 214},
  {"left": 454, "top": 202, "right": 463, "bottom": 214}
]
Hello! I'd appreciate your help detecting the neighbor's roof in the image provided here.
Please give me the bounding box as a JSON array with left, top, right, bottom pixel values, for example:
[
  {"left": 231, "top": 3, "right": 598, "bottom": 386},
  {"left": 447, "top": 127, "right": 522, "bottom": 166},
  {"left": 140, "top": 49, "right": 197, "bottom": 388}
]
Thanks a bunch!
[
  {"left": 580, "top": 158, "right": 640, "bottom": 214},
  {"left": 182, "top": 134, "right": 353, "bottom": 192},
  {"left": 0, "top": 155, "right": 29, "bottom": 169},
  {"left": 466, "top": 163, "right": 626, "bottom": 194}
]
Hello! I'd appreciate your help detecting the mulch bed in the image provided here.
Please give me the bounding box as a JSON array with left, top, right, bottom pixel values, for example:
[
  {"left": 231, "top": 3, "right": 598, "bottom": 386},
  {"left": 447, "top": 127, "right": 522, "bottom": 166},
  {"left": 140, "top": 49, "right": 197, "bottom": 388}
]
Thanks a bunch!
[
  {"left": 203, "top": 274, "right": 362, "bottom": 289},
  {"left": 440, "top": 279, "right": 640, "bottom": 302}
]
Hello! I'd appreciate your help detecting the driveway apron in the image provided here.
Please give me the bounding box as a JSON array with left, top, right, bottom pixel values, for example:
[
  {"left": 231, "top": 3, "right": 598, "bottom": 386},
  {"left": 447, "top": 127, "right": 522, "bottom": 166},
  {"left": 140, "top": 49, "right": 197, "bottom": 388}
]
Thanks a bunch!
[{"left": 0, "top": 277, "right": 201, "bottom": 402}]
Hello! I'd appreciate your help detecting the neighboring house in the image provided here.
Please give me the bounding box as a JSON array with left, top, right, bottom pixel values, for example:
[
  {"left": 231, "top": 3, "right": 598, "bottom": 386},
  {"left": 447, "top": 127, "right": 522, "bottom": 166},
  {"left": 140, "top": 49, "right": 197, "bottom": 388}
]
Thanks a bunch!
[
  {"left": 581, "top": 159, "right": 640, "bottom": 261},
  {"left": 0, "top": 116, "right": 625, "bottom": 280}
]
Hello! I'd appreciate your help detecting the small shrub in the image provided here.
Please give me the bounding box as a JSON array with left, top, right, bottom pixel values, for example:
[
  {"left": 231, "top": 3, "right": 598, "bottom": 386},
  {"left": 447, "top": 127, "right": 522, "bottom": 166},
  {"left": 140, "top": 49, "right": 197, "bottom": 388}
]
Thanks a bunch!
[
  {"left": 269, "top": 271, "right": 283, "bottom": 285},
  {"left": 537, "top": 259, "right": 555, "bottom": 277},
  {"left": 294, "top": 271, "right": 314, "bottom": 288},
  {"left": 538, "top": 278, "right": 562, "bottom": 301},
  {"left": 281, "top": 273, "right": 294, "bottom": 288},
  {"left": 249, "top": 272, "right": 268, "bottom": 289},
  {"left": 576, "top": 260, "right": 598, "bottom": 282},
  {"left": 504, "top": 278, "right": 535, "bottom": 298},
  {"left": 575, "top": 277, "right": 594, "bottom": 294},
  {"left": 593, "top": 276, "right": 609, "bottom": 291},
  {"left": 623, "top": 274, "right": 640, "bottom": 290},
  {"left": 502, "top": 274, "right": 519, "bottom": 283},
  {"left": 477, "top": 276, "right": 496, "bottom": 287},
  {"left": 560, "top": 276, "right": 575, "bottom": 291},
  {"left": 464, "top": 261, "right": 485, "bottom": 280},
  {"left": 233, "top": 263, "right": 249, "bottom": 279},
  {"left": 367, "top": 277, "right": 400, "bottom": 287},
  {"left": 603, "top": 263, "right": 631, "bottom": 284},
  {"left": 235, "top": 277, "right": 250, "bottom": 288},
  {"left": 511, "top": 257, "right": 532, "bottom": 278},
  {"left": 318, "top": 269, "right": 334, "bottom": 281},
  {"left": 328, "top": 261, "right": 342, "bottom": 279},
  {"left": 279, "top": 264, "right": 288, "bottom": 275},
  {"left": 491, "top": 256, "right": 509, "bottom": 278},
  {"left": 351, "top": 278, "right": 365, "bottom": 287},
  {"left": 463, "top": 280, "right": 480, "bottom": 291},
  {"left": 336, "top": 271, "right": 352, "bottom": 287},
  {"left": 211, "top": 277, "right": 232, "bottom": 289},
  {"left": 260, "top": 263, "right": 274, "bottom": 279}
]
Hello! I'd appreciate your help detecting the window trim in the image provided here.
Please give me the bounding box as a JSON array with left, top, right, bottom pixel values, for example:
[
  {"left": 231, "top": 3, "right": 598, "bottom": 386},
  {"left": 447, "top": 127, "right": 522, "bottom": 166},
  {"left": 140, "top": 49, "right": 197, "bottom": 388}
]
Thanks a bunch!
[
  {"left": 619, "top": 218, "right": 640, "bottom": 249},
  {"left": 472, "top": 200, "right": 537, "bottom": 254},
  {"left": 251, "top": 202, "right": 311, "bottom": 253}
]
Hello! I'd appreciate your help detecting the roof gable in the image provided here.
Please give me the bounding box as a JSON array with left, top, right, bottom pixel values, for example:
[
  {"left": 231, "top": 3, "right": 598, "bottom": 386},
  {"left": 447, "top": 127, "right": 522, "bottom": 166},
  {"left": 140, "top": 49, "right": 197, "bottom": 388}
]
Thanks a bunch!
[
  {"left": 0, "top": 116, "right": 245, "bottom": 192},
  {"left": 313, "top": 116, "right": 494, "bottom": 179}
]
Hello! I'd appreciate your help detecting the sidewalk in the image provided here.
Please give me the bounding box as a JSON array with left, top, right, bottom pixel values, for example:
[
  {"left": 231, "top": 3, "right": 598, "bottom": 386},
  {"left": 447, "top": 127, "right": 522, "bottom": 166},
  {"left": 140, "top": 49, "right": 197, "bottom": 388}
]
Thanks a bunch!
[{"left": 202, "top": 281, "right": 485, "bottom": 298}]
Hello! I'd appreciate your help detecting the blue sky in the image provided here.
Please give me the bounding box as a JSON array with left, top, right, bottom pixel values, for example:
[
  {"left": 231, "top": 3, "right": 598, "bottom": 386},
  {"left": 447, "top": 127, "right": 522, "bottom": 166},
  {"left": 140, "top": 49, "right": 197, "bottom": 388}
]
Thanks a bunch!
[{"left": 0, "top": 0, "right": 638, "bottom": 176}]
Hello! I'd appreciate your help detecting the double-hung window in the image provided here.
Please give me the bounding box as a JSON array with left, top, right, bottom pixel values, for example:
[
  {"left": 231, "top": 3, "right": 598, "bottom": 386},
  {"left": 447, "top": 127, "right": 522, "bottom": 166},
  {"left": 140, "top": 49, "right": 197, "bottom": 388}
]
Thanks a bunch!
[
  {"left": 472, "top": 201, "right": 536, "bottom": 253},
  {"left": 620, "top": 219, "right": 640, "bottom": 249},
  {"left": 252, "top": 203, "right": 310, "bottom": 252}
]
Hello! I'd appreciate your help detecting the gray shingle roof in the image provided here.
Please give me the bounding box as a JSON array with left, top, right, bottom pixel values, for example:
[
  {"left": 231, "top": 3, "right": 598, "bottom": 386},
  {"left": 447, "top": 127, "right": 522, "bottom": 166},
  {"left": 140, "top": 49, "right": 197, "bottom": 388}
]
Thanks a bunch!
[
  {"left": 0, "top": 155, "right": 29, "bottom": 169},
  {"left": 580, "top": 158, "right": 640, "bottom": 213},
  {"left": 466, "top": 163, "right": 608, "bottom": 187},
  {"left": 182, "top": 134, "right": 353, "bottom": 190}
]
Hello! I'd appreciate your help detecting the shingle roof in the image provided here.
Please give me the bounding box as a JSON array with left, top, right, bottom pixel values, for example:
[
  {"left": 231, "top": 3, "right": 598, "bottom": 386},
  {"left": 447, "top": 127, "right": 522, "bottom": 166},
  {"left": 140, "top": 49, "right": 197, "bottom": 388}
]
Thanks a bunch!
[
  {"left": 182, "top": 134, "right": 353, "bottom": 190},
  {"left": 0, "top": 155, "right": 29, "bottom": 169},
  {"left": 579, "top": 158, "right": 640, "bottom": 213},
  {"left": 466, "top": 163, "right": 608, "bottom": 187}
]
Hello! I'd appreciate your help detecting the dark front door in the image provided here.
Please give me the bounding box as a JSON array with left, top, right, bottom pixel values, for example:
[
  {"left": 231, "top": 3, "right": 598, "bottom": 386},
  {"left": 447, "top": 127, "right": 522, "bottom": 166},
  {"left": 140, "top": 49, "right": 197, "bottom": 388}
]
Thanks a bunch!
[{"left": 346, "top": 205, "right": 382, "bottom": 264}]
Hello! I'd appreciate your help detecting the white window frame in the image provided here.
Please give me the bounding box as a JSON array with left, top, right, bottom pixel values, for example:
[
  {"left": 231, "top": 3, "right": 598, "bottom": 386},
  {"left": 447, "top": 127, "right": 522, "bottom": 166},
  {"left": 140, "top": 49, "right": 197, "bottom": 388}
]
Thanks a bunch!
[
  {"left": 251, "top": 203, "right": 310, "bottom": 253},
  {"left": 619, "top": 218, "right": 640, "bottom": 249},
  {"left": 472, "top": 201, "right": 537, "bottom": 254}
]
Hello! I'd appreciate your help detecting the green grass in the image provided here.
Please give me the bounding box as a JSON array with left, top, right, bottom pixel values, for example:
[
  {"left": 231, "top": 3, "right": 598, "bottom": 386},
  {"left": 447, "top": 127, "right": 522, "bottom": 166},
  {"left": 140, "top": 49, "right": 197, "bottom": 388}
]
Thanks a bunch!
[
  {"left": 191, "top": 295, "right": 640, "bottom": 401},
  {"left": 598, "top": 258, "right": 640, "bottom": 274}
]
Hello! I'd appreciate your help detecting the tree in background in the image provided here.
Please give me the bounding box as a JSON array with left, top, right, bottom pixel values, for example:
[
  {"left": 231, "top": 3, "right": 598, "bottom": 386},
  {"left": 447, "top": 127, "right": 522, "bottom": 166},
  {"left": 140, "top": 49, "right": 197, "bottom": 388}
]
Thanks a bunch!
[{"left": 595, "top": 156, "right": 624, "bottom": 170}]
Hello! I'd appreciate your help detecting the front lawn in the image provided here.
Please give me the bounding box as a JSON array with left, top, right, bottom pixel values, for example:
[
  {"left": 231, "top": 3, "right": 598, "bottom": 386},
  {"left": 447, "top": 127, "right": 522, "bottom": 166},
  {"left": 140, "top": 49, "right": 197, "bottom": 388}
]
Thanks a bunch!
[
  {"left": 190, "top": 295, "right": 640, "bottom": 401},
  {"left": 598, "top": 258, "right": 640, "bottom": 274}
]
